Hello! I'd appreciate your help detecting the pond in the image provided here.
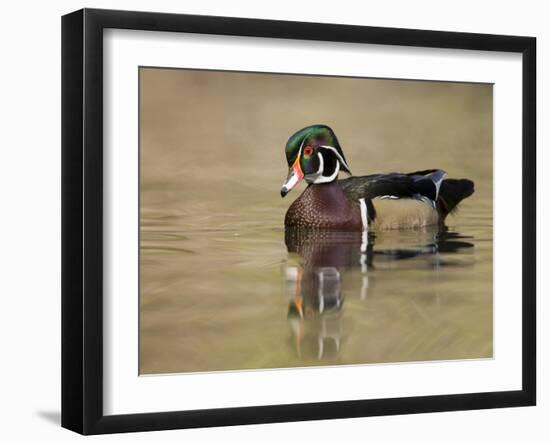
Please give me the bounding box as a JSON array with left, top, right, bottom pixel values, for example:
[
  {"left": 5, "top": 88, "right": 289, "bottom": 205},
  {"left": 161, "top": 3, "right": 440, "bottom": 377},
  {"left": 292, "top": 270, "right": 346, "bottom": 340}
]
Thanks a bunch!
[
  {"left": 139, "top": 188, "right": 492, "bottom": 374},
  {"left": 138, "top": 67, "right": 493, "bottom": 374}
]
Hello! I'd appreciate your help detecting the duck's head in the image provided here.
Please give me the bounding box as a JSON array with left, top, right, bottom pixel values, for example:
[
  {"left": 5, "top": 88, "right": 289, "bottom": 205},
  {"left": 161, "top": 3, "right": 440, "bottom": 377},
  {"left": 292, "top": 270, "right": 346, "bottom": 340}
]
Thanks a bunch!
[{"left": 281, "top": 125, "right": 352, "bottom": 197}]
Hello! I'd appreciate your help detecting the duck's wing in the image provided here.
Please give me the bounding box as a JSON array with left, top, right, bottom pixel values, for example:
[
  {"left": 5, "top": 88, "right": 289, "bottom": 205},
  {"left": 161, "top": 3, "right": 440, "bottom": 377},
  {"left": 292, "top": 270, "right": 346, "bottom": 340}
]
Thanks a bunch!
[{"left": 339, "top": 169, "right": 447, "bottom": 203}]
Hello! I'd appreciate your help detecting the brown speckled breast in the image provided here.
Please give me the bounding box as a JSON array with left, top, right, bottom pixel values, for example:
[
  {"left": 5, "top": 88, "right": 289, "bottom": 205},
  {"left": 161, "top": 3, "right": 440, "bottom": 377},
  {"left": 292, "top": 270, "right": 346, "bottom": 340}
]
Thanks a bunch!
[{"left": 284, "top": 182, "right": 363, "bottom": 230}]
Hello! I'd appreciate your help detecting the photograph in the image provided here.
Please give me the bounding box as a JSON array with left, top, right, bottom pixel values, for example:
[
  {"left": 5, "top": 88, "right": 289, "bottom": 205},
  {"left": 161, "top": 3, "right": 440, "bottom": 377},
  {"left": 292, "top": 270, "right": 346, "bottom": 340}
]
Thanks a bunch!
[{"left": 139, "top": 67, "right": 493, "bottom": 375}]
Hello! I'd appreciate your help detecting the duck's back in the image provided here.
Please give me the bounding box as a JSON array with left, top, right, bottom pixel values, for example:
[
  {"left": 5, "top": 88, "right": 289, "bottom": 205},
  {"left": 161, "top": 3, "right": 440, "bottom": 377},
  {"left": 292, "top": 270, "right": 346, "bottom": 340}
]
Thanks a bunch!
[{"left": 338, "top": 170, "right": 474, "bottom": 229}]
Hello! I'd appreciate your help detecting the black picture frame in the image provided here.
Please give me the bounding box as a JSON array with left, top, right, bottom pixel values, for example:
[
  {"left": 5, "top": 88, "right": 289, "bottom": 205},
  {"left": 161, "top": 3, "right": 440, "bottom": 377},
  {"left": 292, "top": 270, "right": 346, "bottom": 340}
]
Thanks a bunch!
[{"left": 61, "top": 8, "right": 536, "bottom": 435}]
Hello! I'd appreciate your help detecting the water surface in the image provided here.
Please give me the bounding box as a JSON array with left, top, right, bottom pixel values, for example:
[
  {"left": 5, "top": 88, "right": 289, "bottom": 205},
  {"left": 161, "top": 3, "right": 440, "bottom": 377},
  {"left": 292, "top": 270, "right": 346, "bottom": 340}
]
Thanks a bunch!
[
  {"left": 139, "top": 191, "right": 492, "bottom": 374},
  {"left": 139, "top": 67, "right": 493, "bottom": 374}
]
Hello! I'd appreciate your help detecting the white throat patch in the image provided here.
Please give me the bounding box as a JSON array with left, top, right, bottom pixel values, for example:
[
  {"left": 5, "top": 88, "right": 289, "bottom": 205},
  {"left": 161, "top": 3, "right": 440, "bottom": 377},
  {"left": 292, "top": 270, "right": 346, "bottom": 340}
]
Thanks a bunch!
[{"left": 311, "top": 152, "right": 340, "bottom": 184}]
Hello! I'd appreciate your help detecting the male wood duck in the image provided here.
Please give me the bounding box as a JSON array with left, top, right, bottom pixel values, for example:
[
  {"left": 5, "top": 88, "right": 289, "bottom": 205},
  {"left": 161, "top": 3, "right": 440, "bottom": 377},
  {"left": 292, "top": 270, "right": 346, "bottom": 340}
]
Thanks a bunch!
[{"left": 281, "top": 124, "right": 475, "bottom": 231}]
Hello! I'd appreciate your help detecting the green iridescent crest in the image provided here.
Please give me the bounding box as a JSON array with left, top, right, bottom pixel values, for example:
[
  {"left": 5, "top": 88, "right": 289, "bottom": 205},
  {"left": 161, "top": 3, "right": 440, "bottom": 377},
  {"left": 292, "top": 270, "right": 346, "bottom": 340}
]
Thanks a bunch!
[{"left": 284, "top": 124, "right": 351, "bottom": 174}]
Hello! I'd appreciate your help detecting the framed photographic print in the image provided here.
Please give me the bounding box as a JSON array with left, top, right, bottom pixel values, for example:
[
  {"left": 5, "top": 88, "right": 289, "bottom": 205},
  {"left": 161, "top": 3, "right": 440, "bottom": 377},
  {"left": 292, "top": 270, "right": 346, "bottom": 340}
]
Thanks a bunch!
[{"left": 61, "top": 8, "right": 536, "bottom": 435}]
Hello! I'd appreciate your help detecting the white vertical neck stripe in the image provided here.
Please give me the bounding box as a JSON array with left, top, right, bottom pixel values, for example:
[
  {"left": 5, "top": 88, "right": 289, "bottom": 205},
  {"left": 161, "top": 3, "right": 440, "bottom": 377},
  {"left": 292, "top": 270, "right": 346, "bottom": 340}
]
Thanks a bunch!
[{"left": 359, "top": 198, "right": 369, "bottom": 232}]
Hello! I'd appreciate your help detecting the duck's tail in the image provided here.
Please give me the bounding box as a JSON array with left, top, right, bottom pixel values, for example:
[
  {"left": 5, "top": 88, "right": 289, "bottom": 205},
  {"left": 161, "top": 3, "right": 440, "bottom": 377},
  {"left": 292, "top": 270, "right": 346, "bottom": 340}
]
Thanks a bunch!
[{"left": 438, "top": 179, "right": 475, "bottom": 218}]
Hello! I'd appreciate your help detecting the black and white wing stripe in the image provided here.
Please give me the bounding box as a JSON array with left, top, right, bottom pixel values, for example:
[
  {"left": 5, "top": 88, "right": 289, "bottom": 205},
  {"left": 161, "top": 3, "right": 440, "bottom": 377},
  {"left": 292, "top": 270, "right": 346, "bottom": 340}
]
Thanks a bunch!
[{"left": 339, "top": 169, "right": 447, "bottom": 220}]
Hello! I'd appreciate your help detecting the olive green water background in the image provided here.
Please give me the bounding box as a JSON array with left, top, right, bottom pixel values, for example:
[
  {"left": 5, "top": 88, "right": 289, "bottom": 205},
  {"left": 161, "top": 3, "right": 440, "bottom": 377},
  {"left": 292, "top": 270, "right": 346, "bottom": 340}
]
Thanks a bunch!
[{"left": 139, "top": 67, "right": 493, "bottom": 374}]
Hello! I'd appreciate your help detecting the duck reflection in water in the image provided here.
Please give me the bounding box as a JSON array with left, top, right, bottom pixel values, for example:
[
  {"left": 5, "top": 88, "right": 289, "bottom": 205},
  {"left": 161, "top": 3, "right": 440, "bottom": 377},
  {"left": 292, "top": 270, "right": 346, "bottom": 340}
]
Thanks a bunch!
[{"left": 283, "top": 227, "right": 474, "bottom": 361}]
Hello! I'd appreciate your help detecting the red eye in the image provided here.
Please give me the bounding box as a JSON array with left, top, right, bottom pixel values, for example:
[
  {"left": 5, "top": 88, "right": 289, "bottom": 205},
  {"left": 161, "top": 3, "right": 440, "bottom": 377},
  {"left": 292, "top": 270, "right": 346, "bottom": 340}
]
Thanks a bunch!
[{"left": 303, "top": 146, "right": 314, "bottom": 157}]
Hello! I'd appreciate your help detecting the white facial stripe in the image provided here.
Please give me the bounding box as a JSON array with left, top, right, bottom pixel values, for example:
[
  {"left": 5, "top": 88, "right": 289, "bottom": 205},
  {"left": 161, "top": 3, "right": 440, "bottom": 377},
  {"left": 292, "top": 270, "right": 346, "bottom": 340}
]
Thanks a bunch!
[
  {"left": 313, "top": 160, "right": 339, "bottom": 184},
  {"left": 316, "top": 152, "right": 324, "bottom": 175},
  {"left": 304, "top": 151, "right": 324, "bottom": 184},
  {"left": 319, "top": 145, "right": 351, "bottom": 172},
  {"left": 294, "top": 139, "right": 304, "bottom": 164}
]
